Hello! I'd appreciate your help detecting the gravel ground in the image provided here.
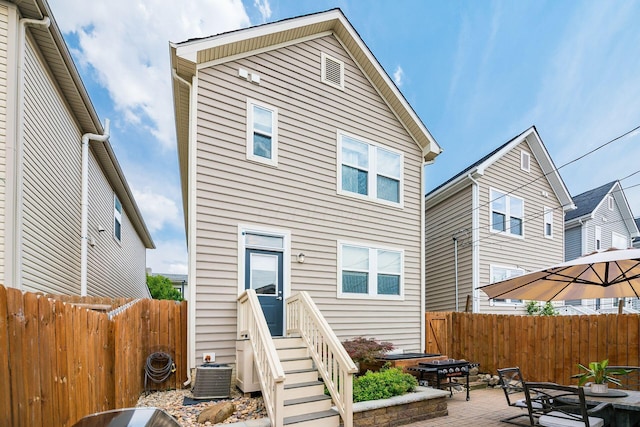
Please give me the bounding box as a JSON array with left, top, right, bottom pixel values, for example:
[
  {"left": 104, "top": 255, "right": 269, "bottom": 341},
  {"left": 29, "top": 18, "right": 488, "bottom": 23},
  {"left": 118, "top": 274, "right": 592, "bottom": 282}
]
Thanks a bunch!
[{"left": 136, "top": 388, "right": 267, "bottom": 426}]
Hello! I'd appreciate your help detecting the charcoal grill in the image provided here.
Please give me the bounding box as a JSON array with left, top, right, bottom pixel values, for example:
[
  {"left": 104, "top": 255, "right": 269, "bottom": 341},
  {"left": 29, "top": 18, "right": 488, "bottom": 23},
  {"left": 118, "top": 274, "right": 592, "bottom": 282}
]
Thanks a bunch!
[{"left": 407, "top": 359, "right": 477, "bottom": 401}]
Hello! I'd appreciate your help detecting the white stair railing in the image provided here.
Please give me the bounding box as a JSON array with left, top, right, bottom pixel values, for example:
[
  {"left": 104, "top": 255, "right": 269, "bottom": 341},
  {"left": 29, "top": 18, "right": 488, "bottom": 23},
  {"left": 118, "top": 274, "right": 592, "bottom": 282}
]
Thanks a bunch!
[
  {"left": 286, "top": 291, "right": 358, "bottom": 427},
  {"left": 238, "top": 290, "right": 285, "bottom": 427}
]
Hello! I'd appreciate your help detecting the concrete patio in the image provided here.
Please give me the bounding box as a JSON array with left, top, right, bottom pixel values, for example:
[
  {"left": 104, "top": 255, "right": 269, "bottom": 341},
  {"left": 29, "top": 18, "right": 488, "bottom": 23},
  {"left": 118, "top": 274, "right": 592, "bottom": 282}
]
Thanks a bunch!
[{"left": 404, "top": 386, "right": 528, "bottom": 427}]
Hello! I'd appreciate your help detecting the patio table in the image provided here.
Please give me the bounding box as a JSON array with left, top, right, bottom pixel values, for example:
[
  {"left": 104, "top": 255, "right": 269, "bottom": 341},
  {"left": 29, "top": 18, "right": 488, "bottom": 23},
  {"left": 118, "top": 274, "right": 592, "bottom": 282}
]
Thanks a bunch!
[{"left": 559, "top": 387, "right": 640, "bottom": 426}]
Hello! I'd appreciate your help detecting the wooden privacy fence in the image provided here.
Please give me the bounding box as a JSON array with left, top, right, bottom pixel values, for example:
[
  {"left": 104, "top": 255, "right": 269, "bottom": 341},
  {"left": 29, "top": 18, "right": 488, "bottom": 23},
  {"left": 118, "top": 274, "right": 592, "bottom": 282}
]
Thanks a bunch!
[
  {"left": 425, "top": 311, "right": 640, "bottom": 384},
  {"left": 0, "top": 285, "right": 187, "bottom": 427}
]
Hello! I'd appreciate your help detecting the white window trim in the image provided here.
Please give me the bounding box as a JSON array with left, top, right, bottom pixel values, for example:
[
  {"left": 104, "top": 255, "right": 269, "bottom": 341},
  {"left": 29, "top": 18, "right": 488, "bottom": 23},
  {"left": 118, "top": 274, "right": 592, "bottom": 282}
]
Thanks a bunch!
[
  {"left": 520, "top": 150, "right": 531, "bottom": 172},
  {"left": 113, "top": 194, "right": 122, "bottom": 244},
  {"left": 321, "top": 52, "right": 345, "bottom": 90},
  {"left": 246, "top": 99, "right": 278, "bottom": 166},
  {"left": 595, "top": 225, "right": 602, "bottom": 251},
  {"left": 489, "top": 264, "right": 525, "bottom": 306},
  {"left": 489, "top": 188, "right": 525, "bottom": 239},
  {"left": 336, "top": 130, "right": 404, "bottom": 208},
  {"left": 337, "top": 240, "right": 404, "bottom": 301},
  {"left": 237, "top": 224, "right": 291, "bottom": 299},
  {"left": 543, "top": 206, "right": 553, "bottom": 239}
]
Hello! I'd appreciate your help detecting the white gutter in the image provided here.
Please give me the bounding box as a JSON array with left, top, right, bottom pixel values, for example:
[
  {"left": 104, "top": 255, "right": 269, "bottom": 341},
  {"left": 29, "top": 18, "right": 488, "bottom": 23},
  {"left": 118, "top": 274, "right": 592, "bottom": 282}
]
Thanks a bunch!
[
  {"left": 172, "top": 69, "right": 195, "bottom": 387},
  {"left": 13, "top": 16, "right": 51, "bottom": 289},
  {"left": 81, "top": 120, "right": 110, "bottom": 296}
]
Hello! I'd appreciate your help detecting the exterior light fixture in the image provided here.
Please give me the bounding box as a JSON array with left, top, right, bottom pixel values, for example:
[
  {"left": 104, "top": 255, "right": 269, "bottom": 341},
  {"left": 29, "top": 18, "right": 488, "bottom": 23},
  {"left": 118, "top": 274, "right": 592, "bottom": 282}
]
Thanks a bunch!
[{"left": 297, "top": 253, "right": 305, "bottom": 263}]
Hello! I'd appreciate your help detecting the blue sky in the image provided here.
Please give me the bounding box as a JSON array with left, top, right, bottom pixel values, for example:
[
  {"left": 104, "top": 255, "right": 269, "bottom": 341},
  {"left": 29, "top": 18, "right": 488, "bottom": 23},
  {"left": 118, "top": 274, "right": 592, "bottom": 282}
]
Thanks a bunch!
[{"left": 49, "top": 0, "right": 640, "bottom": 274}]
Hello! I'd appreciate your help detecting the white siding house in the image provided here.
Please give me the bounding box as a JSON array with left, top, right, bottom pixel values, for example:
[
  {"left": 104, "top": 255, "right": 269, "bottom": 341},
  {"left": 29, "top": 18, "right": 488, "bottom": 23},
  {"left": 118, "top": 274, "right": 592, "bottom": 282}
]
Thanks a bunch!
[
  {"left": 1, "top": 0, "right": 154, "bottom": 297},
  {"left": 170, "top": 9, "right": 442, "bottom": 372}
]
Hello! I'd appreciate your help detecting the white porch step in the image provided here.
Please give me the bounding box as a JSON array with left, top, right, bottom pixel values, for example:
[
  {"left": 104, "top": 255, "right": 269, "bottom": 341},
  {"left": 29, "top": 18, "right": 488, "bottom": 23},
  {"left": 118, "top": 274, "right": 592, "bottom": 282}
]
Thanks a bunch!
[
  {"left": 277, "top": 346, "right": 308, "bottom": 359},
  {"left": 284, "top": 394, "right": 332, "bottom": 417},
  {"left": 284, "top": 368, "right": 319, "bottom": 385},
  {"left": 283, "top": 409, "right": 340, "bottom": 427},
  {"left": 273, "top": 337, "right": 304, "bottom": 349},
  {"left": 283, "top": 381, "right": 325, "bottom": 400},
  {"left": 281, "top": 357, "right": 313, "bottom": 371}
]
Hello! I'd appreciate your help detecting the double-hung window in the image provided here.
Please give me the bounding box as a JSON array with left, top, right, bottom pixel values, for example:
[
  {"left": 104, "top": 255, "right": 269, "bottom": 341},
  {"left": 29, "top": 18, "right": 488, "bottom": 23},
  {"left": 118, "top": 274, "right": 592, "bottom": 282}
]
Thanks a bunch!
[
  {"left": 490, "top": 189, "right": 524, "bottom": 237},
  {"left": 338, "top": 242, "right": 403, "bottom": 299},
  {"left": 338, "top": 132, "right": 403, "bottom": 205},
  {"left": 490, "top": 265, "right": 523, "bottom": 305},
  {"left": 247, "top": 99, "right": 278, "bottom": 166},
  {"left": 114, "top": 194, "right": 122, "bottom": 243}
]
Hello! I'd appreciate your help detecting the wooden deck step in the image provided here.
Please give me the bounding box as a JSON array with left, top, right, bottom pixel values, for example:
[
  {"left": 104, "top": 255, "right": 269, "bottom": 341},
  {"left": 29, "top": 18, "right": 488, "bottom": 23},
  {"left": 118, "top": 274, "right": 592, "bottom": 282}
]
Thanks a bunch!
[
  {"left": 284, "top": 394, "right": 332, "bottom": 417},
  {"left": 283, "top": 409, "right": 340, "bottom": 427}
]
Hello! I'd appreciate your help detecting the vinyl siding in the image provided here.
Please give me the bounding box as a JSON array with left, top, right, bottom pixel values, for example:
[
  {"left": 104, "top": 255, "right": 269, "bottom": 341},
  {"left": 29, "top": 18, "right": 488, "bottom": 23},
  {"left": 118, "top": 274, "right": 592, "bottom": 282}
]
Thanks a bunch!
[
  {"left": 194, "top": 35, "right": 423, "bottom": 363},
  {"left": 565, "top": 225, "right": 582, "bottom": 261},
  {"left": 86, "top": 152, "right": 148, "bottom": 298},
  {"left": 0, "top": 4, "right": 8, "bottom": 279},
  {"left": 477, "top": 140, "right": 565, "bottom": 313},
  {"left": 21, "top": 37, "right": 82, "bottom": 294},
  {"left": 425, "top": 185, "right": 473, "bottom": 311}
]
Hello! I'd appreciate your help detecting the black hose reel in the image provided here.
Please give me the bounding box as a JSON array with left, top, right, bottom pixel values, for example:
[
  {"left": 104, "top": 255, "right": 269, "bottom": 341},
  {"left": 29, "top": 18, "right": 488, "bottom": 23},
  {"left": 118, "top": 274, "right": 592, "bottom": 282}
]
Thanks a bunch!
[{"left": 144, "top": 351, "right": 176, "bottom": 393}]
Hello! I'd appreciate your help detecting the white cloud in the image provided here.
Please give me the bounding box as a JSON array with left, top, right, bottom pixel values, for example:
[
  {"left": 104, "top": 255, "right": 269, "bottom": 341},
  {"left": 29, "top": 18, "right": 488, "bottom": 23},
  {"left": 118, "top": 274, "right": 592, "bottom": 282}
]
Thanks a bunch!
[
  {"left": 393, "top": 65, "right": 404, "bottom": 87},
  {"left": 132, "top": 188, "right": 181, "bottom": 233},
  {"left": 146, "top": 239, "right": 188, "bottom": 275},
  {"left": 50, "top": 0, "right": 250, "bottom": 150},
  {"left": 254, "top": 0, "right": 272, "bottom": 22}
]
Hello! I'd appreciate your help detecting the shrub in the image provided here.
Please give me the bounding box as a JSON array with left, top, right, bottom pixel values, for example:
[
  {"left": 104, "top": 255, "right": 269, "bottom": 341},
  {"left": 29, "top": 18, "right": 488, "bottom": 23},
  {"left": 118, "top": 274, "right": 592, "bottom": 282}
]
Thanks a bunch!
[
  {"left": 342, "top": 337, "right": 394, "bottom": 364},
  {"left": 525, "top": 300, "right": 558, "bottom": 316},
  {"left": 353, "top": 367, "right": 418, "bottom": 402},
  {"left": 146, "top": 274, "right": 183, "bottom": 301}
]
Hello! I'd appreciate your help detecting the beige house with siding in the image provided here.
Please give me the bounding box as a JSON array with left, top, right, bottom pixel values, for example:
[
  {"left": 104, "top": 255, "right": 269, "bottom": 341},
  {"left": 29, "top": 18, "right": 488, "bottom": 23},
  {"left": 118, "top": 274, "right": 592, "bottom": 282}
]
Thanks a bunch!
[
  {"left": 425, "top": 126, "right": 574, "bottom": 314},
  {"left": 170, "top": 8, "right": 441, "bottom": 381},
  {"left": 1, "top": 0, "right": 154, "bottom": 298}
]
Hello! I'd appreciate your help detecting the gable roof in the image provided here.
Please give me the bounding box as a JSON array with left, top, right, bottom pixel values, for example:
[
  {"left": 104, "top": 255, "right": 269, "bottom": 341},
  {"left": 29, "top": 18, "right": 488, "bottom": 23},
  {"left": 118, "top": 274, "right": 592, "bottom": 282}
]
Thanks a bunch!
[
  {"left": 170, "top": 9, "right": 442, "bottom": 223},
  {"left": 565, "top": 181, "right": 639, "bottom": 237},
  {"left": 14, "top": 0, "right": 154, "bottom": 249},
  {"left": 425, "top": 126, "right": 575, "bottom": 211}
]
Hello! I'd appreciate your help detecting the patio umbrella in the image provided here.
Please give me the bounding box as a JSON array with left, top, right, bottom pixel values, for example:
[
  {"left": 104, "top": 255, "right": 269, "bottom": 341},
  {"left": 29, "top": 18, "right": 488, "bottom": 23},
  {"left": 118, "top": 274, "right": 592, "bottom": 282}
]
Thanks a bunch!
[{"left": 478, "top": 248, "right": 640, "bottom": 301}]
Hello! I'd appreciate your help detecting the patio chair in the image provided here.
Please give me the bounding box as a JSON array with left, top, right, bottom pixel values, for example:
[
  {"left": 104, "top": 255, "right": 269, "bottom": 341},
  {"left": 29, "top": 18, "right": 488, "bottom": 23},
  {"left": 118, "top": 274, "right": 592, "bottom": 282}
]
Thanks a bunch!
[
  {"left": 497, "top": 367, "right": 542, "bottom": 425},
  {"left": 522, "top": 382, "right": 614, "bottom": 427},
  {"left": 606, "top": 366, "right": 640, "bottom": 391}
]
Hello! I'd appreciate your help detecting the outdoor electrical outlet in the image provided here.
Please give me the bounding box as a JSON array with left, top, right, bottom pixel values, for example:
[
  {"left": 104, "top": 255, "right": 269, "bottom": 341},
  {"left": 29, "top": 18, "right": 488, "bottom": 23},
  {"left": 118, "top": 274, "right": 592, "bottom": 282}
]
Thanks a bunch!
[{"left": 202, "top": 352, "right": 215, "bottom": 363}]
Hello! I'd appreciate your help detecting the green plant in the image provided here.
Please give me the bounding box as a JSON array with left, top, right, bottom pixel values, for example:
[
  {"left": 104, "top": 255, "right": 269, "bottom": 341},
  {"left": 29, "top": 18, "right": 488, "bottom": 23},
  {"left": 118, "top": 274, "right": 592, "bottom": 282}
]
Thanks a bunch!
[
  {"left": 352, "top": 367, "right": 418, "bottom": 402},
  {"left": 342, "top": 337, "right": 394, "bottom": 365},
  {"left": 146, "top": 274, "right": 183, "bottom": 301},
  {"left": 525, "top": 300, "right": 558, "bottom": 316},
  {"left": 571, "top": 359, "right": 629, "bottom": 386}
]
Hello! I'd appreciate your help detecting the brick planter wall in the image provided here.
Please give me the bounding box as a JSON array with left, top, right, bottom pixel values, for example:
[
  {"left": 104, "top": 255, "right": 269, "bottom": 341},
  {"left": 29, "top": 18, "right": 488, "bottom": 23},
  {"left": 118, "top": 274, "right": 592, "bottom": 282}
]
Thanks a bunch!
[{"left": 352, "top": 387, "right": 449, "bottom": 427}]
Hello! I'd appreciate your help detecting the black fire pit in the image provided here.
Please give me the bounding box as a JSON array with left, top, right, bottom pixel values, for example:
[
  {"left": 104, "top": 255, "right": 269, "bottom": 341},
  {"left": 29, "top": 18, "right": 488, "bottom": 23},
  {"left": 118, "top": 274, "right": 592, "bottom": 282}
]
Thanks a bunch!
[{"left": 407, "top": 359, "right": 477, "bottom": 401}]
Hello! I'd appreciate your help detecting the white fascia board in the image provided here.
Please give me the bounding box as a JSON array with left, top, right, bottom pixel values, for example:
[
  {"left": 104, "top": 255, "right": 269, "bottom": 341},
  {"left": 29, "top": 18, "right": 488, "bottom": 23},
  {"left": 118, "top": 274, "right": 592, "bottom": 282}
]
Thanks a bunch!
[
  {"left": 611, "top": 182, "right": 639, "bottom": 236},
  {"left": 425, "top": 169, "right": 481, "bottom": 208},
  {"left": 176, "top": 10, "right": 344, "bottom": 62}
]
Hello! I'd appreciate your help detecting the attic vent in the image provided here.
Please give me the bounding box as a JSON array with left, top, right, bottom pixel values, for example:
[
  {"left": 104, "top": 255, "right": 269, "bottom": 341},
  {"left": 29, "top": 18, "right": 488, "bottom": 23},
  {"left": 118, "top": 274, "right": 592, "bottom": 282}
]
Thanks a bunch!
[
  {"left": 520, "top": 151, "right": 530, "bottom": 172},
  {"left": 321, "top": 52, "right": 344, "bottom": 90}
]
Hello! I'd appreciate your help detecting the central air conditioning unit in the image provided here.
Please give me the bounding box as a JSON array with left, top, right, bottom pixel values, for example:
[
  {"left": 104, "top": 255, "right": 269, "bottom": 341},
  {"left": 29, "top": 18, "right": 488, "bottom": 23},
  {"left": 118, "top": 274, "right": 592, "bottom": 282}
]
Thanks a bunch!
[{"left": 192, "top": 364, "right": 233, "bottom": 399}]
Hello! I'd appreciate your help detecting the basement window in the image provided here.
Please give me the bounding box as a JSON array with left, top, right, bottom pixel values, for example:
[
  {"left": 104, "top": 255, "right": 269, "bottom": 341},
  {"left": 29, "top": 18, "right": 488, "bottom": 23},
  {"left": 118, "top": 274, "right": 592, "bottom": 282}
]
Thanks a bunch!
[{"left": 321, "top": 52, "right": 344, "bottom": 90}]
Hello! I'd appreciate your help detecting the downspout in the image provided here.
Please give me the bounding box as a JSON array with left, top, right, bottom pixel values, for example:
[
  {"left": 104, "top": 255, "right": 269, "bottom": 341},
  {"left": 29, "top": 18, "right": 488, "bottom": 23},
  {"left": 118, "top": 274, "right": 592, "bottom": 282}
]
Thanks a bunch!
[
  {"left": 453, "top": 236, "right": 459, "bottom": 311},
  {"left": 467, "top": 173, "right": 480, "bottom": 313},
  {"left": 81, "top": 120, "right": 110, "bottom": 296},
  {"left": 13, "top": 16, "right": 51, "bottom": 289},
  {"left": 172, "top": 69, "right": 195, "bottom": 387}
]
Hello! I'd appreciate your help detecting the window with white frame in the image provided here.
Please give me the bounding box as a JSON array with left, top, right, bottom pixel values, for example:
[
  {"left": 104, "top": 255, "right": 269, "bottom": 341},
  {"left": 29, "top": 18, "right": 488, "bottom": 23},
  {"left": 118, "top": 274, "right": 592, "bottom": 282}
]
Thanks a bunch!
[
  {"left": 608, "top": 195, "right": 614, "bottom": 210},
  {"left": 338, "top": 242, "right": 403, "bottom": 299},
  {"left": 114, "top": 194, "right": 122, "bottom": 243},
  {"left": 595, "top": 226, "right": 602, "bottom": 250},
  {"left": 490, "top": 265, "right": 524, "bottom": 304},
  {"left": 246, "top": 99, "right": 278, "bottom": 165},
  {"left": 490, "top": 189, "right": 524, "bottom": 237},
  {"left": 520, "top": 151, "right": 530, "bottom": 172},
  {"left": 338, "top": 132, "right": 403, "bottom": 205},
  {"left": 543, "top": 207, "right": 553, "bottom": 238}
]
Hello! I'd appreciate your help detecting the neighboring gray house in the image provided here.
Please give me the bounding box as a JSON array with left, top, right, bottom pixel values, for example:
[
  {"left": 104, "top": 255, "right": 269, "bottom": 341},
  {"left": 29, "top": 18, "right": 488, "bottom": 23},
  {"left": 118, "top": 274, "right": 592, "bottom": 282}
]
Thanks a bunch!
[
  {"left": 1, "top": 0, "right": 154, "bottom": 298},
  {"left": 564, "top": 180, "right": 639, "bottom": 311},
  {"left": 170, "top": 7, "right": 441, "bottom": 379},
  {"left": 425, "top": 126, "right": 575, "bottom": 314},
  {"left": 633, "top": 218, "right": 640, "bottom": 249}
]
